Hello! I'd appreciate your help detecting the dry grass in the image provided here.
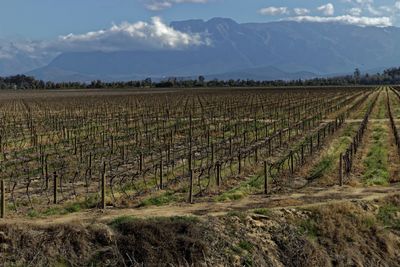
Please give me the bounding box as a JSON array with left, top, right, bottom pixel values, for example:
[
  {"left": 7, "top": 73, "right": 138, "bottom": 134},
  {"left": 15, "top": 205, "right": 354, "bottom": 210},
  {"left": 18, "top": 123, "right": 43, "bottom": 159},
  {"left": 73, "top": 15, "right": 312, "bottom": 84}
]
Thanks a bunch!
[{"left": 1, "top": 194, "right": 400, "bottom": 266}]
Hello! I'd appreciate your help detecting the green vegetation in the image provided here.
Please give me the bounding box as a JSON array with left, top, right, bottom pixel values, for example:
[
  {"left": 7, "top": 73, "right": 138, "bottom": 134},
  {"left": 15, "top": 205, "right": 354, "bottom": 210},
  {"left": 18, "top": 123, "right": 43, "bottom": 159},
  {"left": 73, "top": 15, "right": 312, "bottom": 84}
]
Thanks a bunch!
[
  {"left": 378, "top": 204, "right": 400, "bottom": 230},
  {"left": 360, "top": 215, "right": 377, "bottom": 231},
  {"left": 109, "top": 215, "right": 199, "bottom": 229},
  {"left": 238, "top": 240, "right": 254, "bottom": 252},
  {"left": 227, "top": 211, "right": 247, "bottom": 221},
  {"left": 252, "top": 208, "right": 272, "bottom": 216},
  {"left": 230, "top": 240, "right": 254, "bottom": 266},
  {"left": 363, "top": 124, "right": 390, "bottom": 185},
  {"left": 138, "top": 191, "right": 179, "bottom": 207},
  {"left": 373, "top": 93, "right": 388, "bottom": 119},
  {"left": 298, "top": 218, "right": 319, "bottom": 239},
  {"left": 109, "top": 215, "right": 137, "bottom": 228},
  {"left": 27, "top": 196, "right": 98, "bottom": 218},
  {"left": 27, "top": 209, "right": 40, "bottom": 218},
  {"left": 215, "top": 174, "right": 264, "bottom": 202},
  {"left": 54, "top": 259, "right": 70, "bottom": 267},
  {"left": 307, "top": 123, "right": 357, "bottom": 180}
]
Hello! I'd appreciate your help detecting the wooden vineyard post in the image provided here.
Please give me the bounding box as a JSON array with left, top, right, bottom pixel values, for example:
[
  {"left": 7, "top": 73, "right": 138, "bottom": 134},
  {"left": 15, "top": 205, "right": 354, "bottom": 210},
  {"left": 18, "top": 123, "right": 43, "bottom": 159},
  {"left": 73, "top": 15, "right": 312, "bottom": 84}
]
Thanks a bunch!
[
  {"left": 53, "top": 172, "right": 58, "bottom": 204},
  {"left": 101, "top": 161, "right": 106, "bottom": 209},
  {"left": 264, "top": 161, "right": 269, "bottom": 195},
  {"left": 189, "top": 114, "right": 193, "bottom": 174},
  {"left": 188, "top": 170, "right": 193, "bottom": 204},
  {"left": 111, "top": 136, "right": 114, "bottom": 154},
  {"left": 1, "top": 180, "right": 5, "bottom": 219},
  {"left": 139, "top": 153, "right": 143, "bottom": 172},
  {"left": 290, "top": 152, "right": 294, "bottom": 175},
  {"left": 88, "top": 153, "right": 92, "bottom": 183},
  {"left": 159, "top": 156, "right": 164, "bottom": 190},
  {"left": 229, "top": 137, "right": 232, "bottom": 156},
  {"left": 339, "top": 153, "right": 343, "bottom": 186},
  {"left": 238, "top": 154, "right": 242, "bottom": 174},
  {"left": 45, "top": 158, "right": 49, "bottom": 190},
  {"left": 211, "top": 143, "right": 214, "bottom": 164},
  {"left": 188, "top": 150, "right": 192, "bottom": 175},
  {"left": 255, "top": 123, "right": 258, "bottom": 142},
  {"left": 216, "top": 163, "right": 221, "bottom": 187},
  {"left": 268, "top": 139, "right": 272, "bottom": 156},
  {"left": 122, "top": 145, "right": 126, "bottom": 163}
]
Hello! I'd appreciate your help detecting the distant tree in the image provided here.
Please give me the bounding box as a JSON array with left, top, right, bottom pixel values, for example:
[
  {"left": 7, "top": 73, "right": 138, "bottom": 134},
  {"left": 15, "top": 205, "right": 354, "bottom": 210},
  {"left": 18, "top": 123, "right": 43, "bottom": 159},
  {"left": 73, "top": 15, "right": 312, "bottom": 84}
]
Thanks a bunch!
[
  {"left": 143, "top": 78, "right": 152, "bottom": 87},
  {"left": 197, "top": 75, "right": 205, "bottom": 87},
  {"left": 353, "top": 68, "right": 361, "bottom": 84}
]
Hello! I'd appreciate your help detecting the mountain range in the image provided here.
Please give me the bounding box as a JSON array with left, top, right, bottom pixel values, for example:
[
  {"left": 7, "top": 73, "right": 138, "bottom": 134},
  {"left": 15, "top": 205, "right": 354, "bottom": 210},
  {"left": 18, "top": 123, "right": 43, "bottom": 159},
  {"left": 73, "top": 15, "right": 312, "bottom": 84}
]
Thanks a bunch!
[{"left": 12, "top": 18, "right": 400, "bottom": 81}]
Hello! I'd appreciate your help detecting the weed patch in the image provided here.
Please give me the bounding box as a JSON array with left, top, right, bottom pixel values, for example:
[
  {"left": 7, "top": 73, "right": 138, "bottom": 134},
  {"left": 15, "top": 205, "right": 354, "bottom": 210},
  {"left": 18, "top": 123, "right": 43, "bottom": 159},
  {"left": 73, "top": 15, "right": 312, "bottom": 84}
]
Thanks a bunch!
[
  {"left": 363, "top": 125, "right": 389, "bottom": 185},
  {"left": 138, "top": 191, "right": 178, "bottom": 207},
  {"left": 253, "top": 208, "right": 272, "bottom": 216},
  {"left": 215, "top": 175, "right": 262, "bottom": 202},
  {"left": 378, "top": 204, "right": 400, "bottom": 230}
]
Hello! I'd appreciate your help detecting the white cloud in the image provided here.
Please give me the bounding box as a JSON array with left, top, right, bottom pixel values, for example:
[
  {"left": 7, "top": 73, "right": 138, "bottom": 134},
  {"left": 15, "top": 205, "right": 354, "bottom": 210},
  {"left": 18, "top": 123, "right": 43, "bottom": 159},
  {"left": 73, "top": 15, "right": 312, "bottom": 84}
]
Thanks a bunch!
[
  {"left": 259, "top": 6, "right": 289, "bottom": 16},
  {"left": 366, "top": 4, "right": 381, "bottom": 15},
  {"left": 0, "top": 17, "right": 212, "bottom": 74},
  {"left": 376, "top": 2, "right": 400, "bottom": 16},
  {"left": 0, "top": 17, "right": 210, "bottom": 62},
  {"left": 356, "top": 0, "right": 373, "bottom": 4},
  {"left": 342, "top": 0, "right": 373, "bottom": 4},
  {"left": 0, "top": 41, "right": 50, "bottom": 60},
  {"left": 342, "top": 0, "right": 396, "bottom": 17},
  {"left": 58, "top": 17, "right": 209, "bottom": 51},
  {"left": 317, "top": 3, "right": 335, "bottom": 16},
  {"left": 145, "top": 0, "right": 208, "bottom": 11},
  {"left": 348, "top": 7, "right": 362, "bottom": 16},
  {"left": 380, "top": 6, "right": 393, "bottom": 13},
  {"left": 146, "top": 1, "right": 172, "bottom": 11},
  {"left": 293, "top": 8, "right": 310, "bottom": 16},
  {"left": 288, "top": 15, "right": 392, "bottom": 27}
]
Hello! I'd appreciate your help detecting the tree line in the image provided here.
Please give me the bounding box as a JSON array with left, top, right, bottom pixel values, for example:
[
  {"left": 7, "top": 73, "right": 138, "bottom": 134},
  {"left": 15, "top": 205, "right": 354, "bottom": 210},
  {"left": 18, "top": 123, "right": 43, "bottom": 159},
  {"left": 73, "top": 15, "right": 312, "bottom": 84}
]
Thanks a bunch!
[{"left": 1, "top": 67, "right": 400, "bottom": 90}]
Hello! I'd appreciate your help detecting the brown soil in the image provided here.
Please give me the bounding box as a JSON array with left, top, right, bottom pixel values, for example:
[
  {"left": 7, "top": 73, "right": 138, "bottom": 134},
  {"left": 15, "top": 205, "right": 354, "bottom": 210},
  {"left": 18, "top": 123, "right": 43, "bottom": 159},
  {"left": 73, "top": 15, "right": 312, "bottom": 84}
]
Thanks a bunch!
[{"left": 1, "top": 185, "right": 399, "bottom": 226}]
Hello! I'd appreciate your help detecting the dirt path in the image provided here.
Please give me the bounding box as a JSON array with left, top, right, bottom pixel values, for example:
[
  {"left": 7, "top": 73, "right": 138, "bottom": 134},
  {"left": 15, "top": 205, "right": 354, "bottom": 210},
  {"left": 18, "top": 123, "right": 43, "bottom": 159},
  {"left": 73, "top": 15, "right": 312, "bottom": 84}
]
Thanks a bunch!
[{"left": 1, "top": 183, "right": 398, "bottom": 226}]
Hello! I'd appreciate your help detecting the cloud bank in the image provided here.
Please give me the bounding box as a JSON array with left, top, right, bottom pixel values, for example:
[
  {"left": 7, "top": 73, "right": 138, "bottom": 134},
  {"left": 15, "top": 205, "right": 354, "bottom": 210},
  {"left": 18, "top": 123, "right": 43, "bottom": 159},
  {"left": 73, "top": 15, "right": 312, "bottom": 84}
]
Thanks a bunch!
[
  {"left": 288, "top": 15, "right": 392, "bottom": 27},
  {"left": 317, "top": 3, "right": 335, "bottom": 16},
  {"left": 0, "top": 16, "right": 210, "bottom": 73},
  {"left": 293, "top": 8, "right": 310, "bottom": 16},
  {"left": 58, "top": 17, "right": 209, "bottom": 51},
  {"left": 145, "top": 0, "right": 209, "bottom": 11},
  {"left": 259, "top": 7, "right": 289, "bottom": 16}
]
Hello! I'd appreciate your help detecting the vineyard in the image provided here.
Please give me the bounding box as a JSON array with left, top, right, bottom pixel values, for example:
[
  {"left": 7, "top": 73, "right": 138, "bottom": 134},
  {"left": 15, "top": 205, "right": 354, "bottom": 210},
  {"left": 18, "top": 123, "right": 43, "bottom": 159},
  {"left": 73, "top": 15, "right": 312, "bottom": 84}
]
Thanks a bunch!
[{"left": 0, "top": 86, "right": 399, "bottom": 218}]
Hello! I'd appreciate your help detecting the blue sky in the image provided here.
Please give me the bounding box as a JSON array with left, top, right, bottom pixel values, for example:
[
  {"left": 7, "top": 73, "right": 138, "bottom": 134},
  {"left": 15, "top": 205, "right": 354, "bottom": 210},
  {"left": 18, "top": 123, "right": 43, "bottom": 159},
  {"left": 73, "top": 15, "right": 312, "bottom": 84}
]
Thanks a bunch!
[
  {"left": 0, "top": 0, "right": 399, "bottom": 65},
  {"left": 0, "top": 0, "right": 399, "bottom": 39}
]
